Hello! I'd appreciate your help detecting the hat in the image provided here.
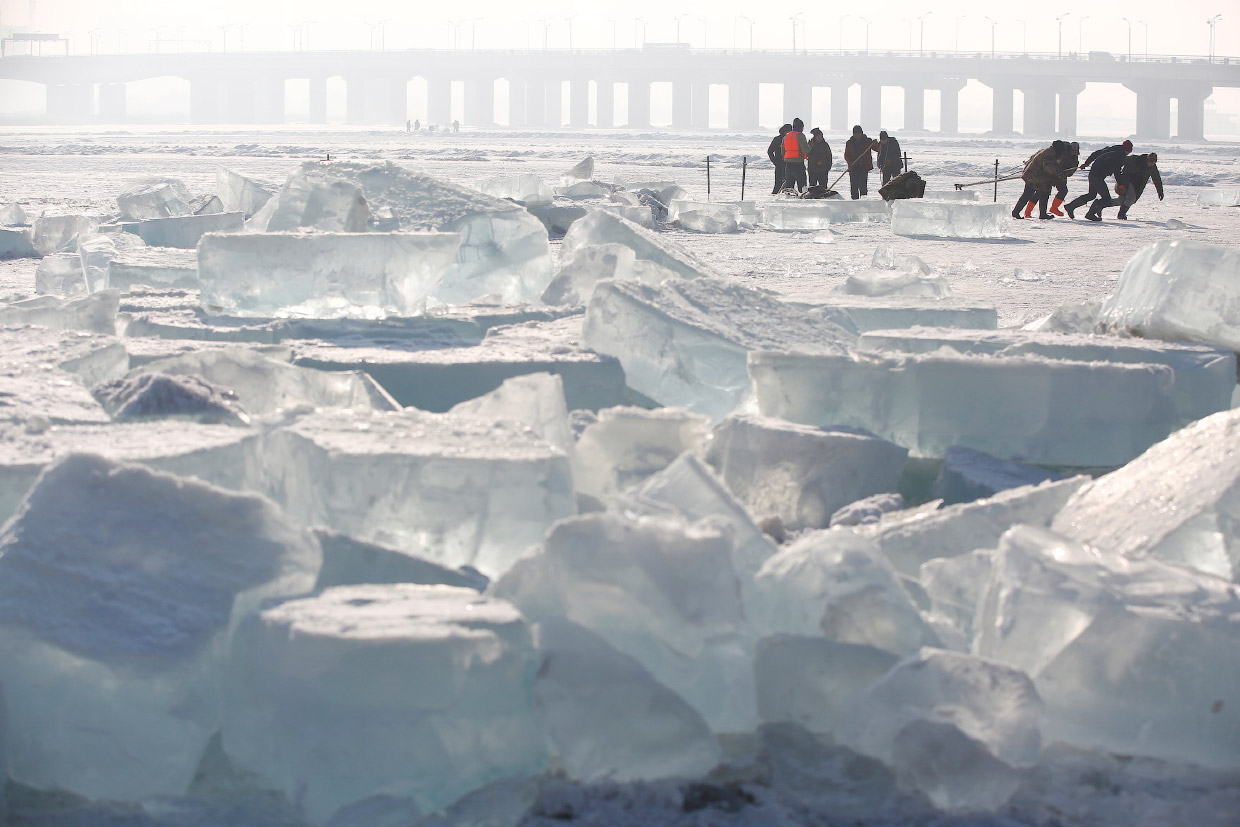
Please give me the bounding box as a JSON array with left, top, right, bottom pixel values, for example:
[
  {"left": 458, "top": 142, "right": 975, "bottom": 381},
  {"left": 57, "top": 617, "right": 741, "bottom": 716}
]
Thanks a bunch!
[
  {"left": 1122, "top": 140, "right": 1133, "bottom": 151},
  {"left": 792, "top": 117, "right": 804, "bottom": 130},
  {"left": 879, "top": 130, "right": 889, "bottom": 139},
  {"left": 1148, "top": 152, "right": 1158, "bottom": 163},
  {"left": 811, "top": 127, "right": 823, "bottom": 136},
  {"left": 1071, "top": 142, "right": 1080, "bottom": 150},
  {"left": 779, "top": 123, "right": 792, "bottom": 135},
  {"left": 852, "top": 125, "right": 863, "bottom": 135}
]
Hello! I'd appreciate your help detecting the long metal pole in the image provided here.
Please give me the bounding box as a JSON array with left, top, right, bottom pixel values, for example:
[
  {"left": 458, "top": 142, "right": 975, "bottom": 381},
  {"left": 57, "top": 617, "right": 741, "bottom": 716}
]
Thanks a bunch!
[
  {"left": 706, "top": 156, "right": 712, "bottom": 200},
  {"left": 741, "top": 156, "right": 747, "bottom": 200},
  {"left": 994, "top": 158, "right": 999, "bottom": 202}
]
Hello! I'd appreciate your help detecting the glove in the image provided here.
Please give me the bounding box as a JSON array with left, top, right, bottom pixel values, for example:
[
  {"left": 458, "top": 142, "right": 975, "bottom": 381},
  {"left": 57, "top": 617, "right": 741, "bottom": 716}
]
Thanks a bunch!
[
  {"left": 1080, "top": 164, "right": 1087, "bottom": 170},
  {"left": 1115, "top": 184, "right": 1126, "bottom": 195}
]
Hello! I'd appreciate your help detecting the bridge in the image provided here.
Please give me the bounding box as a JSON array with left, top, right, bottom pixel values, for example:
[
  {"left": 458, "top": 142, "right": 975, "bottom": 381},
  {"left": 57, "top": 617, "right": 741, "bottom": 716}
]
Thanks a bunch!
[{"left": 1, "top": 46, "right": 1237, "bottom": 140}]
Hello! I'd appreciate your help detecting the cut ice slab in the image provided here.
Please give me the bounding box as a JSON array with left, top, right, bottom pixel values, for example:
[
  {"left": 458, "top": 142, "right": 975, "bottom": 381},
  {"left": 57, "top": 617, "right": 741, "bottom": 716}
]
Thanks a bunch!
[
  {"left": 891, "top": 201, "right": 1010, "bottom": 239},
  {"left": 198, "top": 231, "right": 463, "bottom": 318},
  {"left": 477, "top": 174, "right": 553, "bottom": 206},
  {"left": 932, "top": 445, "right": 1061, "bottom": 506},
  {"left": 1099, "top": 240, "right": 1240, "bottom": 351},
  {"left": 264, "top": 408, "right": 575, "bottom": 577},
  {"left": 1052, "top": 407, "right": 1240, "bottom": 581},
  {"left": 793, "top": 296, "right": 999, "bottom": 332},
  {"left": 257, "top": 176, "right": 371, "bottom": 233},
  {"left": 833, "top": 266, "right": 951, "bottom": 299},
  {"left": 554, "top": 181, "right": 614, "bottom": 199},
  {"left": 584, "top": 277, "right": 855, "bottom": 421},
  {"left": 704, "top": 414, "right": 908, "bottom": 531},
  {"left": 31, "top": 215, "right": 97, "bottom": 256},
  {"left": 0, "top": 227, "right": 38, "bottom": 259},
  {"left": 542, "top": 243, "right": 638, "bottom": 306},
  {"left": 35, "top": 253, "right": 86, "bottom": 296},
  {"left": 107, "top": 246, "right": 198, "bottom": 290},
  {"left": 0, "top": 454, "right": 320, "bottom": 802},
  {"left": 133, "top": 348, "right": 399, "bottom": 416},
  {"left": 560, "top": 209, "right": 715, "bottom": 280},
  {"left": 762, "top": 200, "right": 891, "bottom": 230},
  {"left": 975, "top": 525, "right": 1240, "bottom": 769},
  {"left": 138, "top": 212, "right": 243, "bottom": 249},
  {"left": 922, "top": 190, "right": 980, "bottom": 202},
  {"left": 535, "top": 617, "right": 721, "bottom": 783},
  {"left": 224, "top": 585, "right": 544, "bottom": 824},
  {"left": 0, "top": 420, "right": 261, "bottom": 523},
  {"left": 750, "top": 348, "right": 1184, "bottom": 468},
  {"left": 0, "top": 289, "right": 120, "bottom": 334},
  {"left": 0, "top": 325, "right": 128, "bottom": 386},
  {"left": 216, "top": 167, "right": 278, "bottom": 217},
  {"left": 492, "top": 512, "right": 756, "bottom": 732},
  {"left": 560, "top": 156, "right": 594, "bottom": 184},
  {"left": 668, "top": 200, "right": 760, "bottom": 225},
  {"left": 1196, "top": 187, "right": 1240, "bottom": 207},
  {"left": 449, "top": 371, "right": 573, "bottom": 454},
  {"left": 860, "top": 326, "right": 1235, "bottom": 431},
  {"left": 116, "top": 179, "right": 193, "bottom": 221},
  {"left": 572, "top": 406, "right": 709, "bottom": 502},
  {"left": 676, "top": 209, "right": 739, "bottom": 234}
]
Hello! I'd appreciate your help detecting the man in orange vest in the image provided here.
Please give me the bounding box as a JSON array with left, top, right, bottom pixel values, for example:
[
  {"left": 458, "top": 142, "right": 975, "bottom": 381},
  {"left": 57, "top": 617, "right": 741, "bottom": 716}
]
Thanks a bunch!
[{"left": 781, "top": 117, "right": 810, "bottom": 194}]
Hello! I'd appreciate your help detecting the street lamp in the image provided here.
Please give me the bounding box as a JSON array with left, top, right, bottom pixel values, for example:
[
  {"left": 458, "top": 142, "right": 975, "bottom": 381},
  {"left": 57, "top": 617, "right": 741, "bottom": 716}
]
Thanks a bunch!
[
  {"left": 88, "top": 27, "right": 101, "bottom": 54},
  {"left": 676, "top": 14, "right": 689, "bottom": 45},
  {"left": 734, "top": 16, "right": 754, "bottom": 52},
  {"left": 789, "top": 13, "right": 804, "bottom": 53},
  {"left": 860, "top": 16, "right": 871, "bottom": 54},
  {"left": 634, "top": 17, "right": 646, "bottom": 49},
  {"left": 470, "top": 18, "right": 481, "bottom": 50},
  {"left": 1208, "top": 14, "right": 1222, "bottom": 60},
  {"left": 917, "top": 12, "right": 933, "bottom": 57},
  {"left": 984, "top": 17, "right": 997, "bottom": 59},
  {"left": 566, "top": 14, "right": 577, "bottom": 51},
  {"left": 365, "top": 19, "right": 390, "bottom": 51},
  {"left": 539, "top": 17, "right": 551, "bottom": 50},
  {"left": 1056, "top": 13, "right": 1070, "bottom": 59},
  {"left": 955, "top": 15, "right": 966, "bottom": 52},
  {"left": 1078, "top": 15, "right": 1089, "bottom": 55},
  {"left": 1121, "top": 17, "right": 1132, "bottom": 61}
]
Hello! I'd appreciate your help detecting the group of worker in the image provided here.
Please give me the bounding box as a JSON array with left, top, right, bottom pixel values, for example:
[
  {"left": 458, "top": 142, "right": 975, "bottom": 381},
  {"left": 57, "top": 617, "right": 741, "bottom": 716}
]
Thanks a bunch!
[
  {"left": 768, "top": 121, "right": 905, "bottom": 199},
  {"left": 1013, "top": 138, "right": 1162, "bottom": 221}
]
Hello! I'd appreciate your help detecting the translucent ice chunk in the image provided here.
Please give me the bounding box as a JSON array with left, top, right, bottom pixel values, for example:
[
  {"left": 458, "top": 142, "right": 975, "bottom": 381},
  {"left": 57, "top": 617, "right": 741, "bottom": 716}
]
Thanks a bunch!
[
  {"left": 191, "top": 193, "right": 223, "bottom": 215},
  {"left": 35, "top": 252, "right": 86, "bottom": 296},
  {"left": 477, "top": 174, "right": 553, "bottom": 206},
  {"left": 0, "top": 325, "right": 129, "bottom": 386},
  {"left": 534, "top": 617, "right": 720, "bottom": 782},
  {"left": 829, "top": 492, "right": 906, "bottom": 527},
  {"left": 752, "top": 530, "right": 940, "bottom": 656},
  {"left": 922, "top": 189, "right": 980, "bottom": 202},
  {"left": 541, "top": 243, "right": 637, "bottom": 306},
  {"left": 449, "top": 372, "right": 573, "bottom": 453},
  {"left": 1052, "top": 407, "right": 1240, "bottom": 580},
  {"left": 755, "top": 635, "right": 899, "bottom": 733},
  {"left": 933, "top": 445, "right": 1060, "bottom": 506},
  {"left": 560, "top": 210, "right": 714, "bottom": 280},
  {"left": 0, "top": 289, "right": 119, "bottom": 334},
  {"left": 116, "top": 178, "right": 193, "bottom": 221},
  {"left": 571, "top": 406, "right": 709, "bottom": 502},
  {"left": 704, "top": 414, "right": 908, "bottom": 530},
  {"left": 794, "top": 296, "right": 998, "bottom": 332},
  {"left": 198, "top": 231, "right": 463, "bottom": 318},
  {"left": 763, "top": 200, "right": 891, "bottom": 229},
  {"left": 0, "top": 227, "right": 38, "bottom": 259},
  {"left": 224, "top": 585, "right": 543, "bottom": 823},
  {"left": 836, "top": 647, "right": 1043, "bottom": 770},
  {"left": 919, "top": 549, "right": 992, "bottom": 644},
  {"left": 891, "top": 719, "right": 1021, "bottom": 812},
  {"left": 0, "top": 203, "right": 28, "bottom": 225},
  {"left": 493, "top": 512, "right": 755, "bottom": 732},
  {"left": 891, "top": 201, "right": 1010, "bottom": 239},
  {"left": 138, "top": 212, "right": 244, "bottom": 248},
  {"left": 1099, "top": 240, "right": 1240, "bottom": 351},
  {"left": 261, "top": 176, "right": 372, "bottom": 232},
  {"left": 560, "top": 156, "right": 594, "bottom": 184},
  {"left": 133, "top": 348, "right": 399, "bottom": 416},
  {"left": 668, "top": 200, "right": 760, "bottom": 225},
  {"left": 525, "top": 204, "right": 588, "bottom": 235},
  {"left": 31, "top": 214, "right": 97, "bottom": 256},
  {"left": 602, "top": 204, "right": 656, "bottom": 227},
  {"left": 749, "top": 349, "right": 1183, "bottom": 468},
  {"left": 1196, "top": 187, "right": 1240, "bottom": 206},
  {"left": 93, "top": 372, "right": 250, "bottom": 426},
  {"left": 107, "top": 246, "right": 199, "bottom": 290},
  {"left": 554, "top": 181, "right": 614, "bottom": 200},
  {"left": 265, "top": 408, "right": 574, "bottom": 577},
  {"left": 585, "top": 277, "right": 854, "bottom": 420},
  {"left": 834, "top": 264, "right": 951, "bottom": 298},
  {"left": 76, "top": 233, "right": 119, "bottom": 292},
  {"left": 676, "top": 209, "right": 739, "bottom": 234},
  {"left": 312, "top": 529, "right": 488, "bottom": 592},
  {"left": 216, "top": 167, "right": 278, "bottom": 217},
  {"left": 0, "top": 454, "right": 320, "bottom": 802}
]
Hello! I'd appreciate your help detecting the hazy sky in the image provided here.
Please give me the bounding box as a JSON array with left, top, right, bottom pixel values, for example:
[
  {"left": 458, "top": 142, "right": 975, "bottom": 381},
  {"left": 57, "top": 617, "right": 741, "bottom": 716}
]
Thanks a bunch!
[{"left": 0, "top": 0, "right": 1235, "bottom": 58}]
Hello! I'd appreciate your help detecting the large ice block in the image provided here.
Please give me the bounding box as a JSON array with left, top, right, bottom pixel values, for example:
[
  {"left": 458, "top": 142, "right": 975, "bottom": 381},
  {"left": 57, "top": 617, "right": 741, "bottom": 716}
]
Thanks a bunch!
[
  {"left": 1099, "top": 240, "right": 1240, "bottom": 351},
  {"left": 542, "top": 243, "right": 637, "bottom": 306},
  {"left": 116, "top": 179, "right": 193, "bottom": 221},
  {"left": 138, "top": 212, "right": 244, "bottom": 249},
  {"left": 704, "top": 414, "right": 908, "bottom": 530},
  {"left": 93, "top": 372, "right": 250, "bottom": 426},
  {"left": 449, "top": 372, "right": 573, "bottom": 453},
  {"left": 793, "top": 296, "right": 999, "bottom": 332},
  {"left": 834, "top": 263, "right": 951, "bottom": 299},
  {"left": 749, "top": 348, "right": 1183, "bottom": 468},
  {"left": 922, "top": 189, "right": 980, "bottom": 201},
  {"left": 254, "top": 162, "right": 554, "bottom": 305},
  {"left": 975, "top": 525, "right": 1240, "bottom": 768},
  {"left": 198, "top": 231, "right": 463, "bottom": 318},
  {"left": 675, "top": 209, "right": 739, "bottom": 234},
  {"left": 107, "top": 246, "right": 199, "bottom": 290},
  {"left": 260, "top": 176, "right": 371, "bottom": 233},
  {"left": 890, "top": 718, "right": 1022, "bottom": 812},
  {"left": 858, "top": 325, "right": 1236, "bottom": 430},
  {"left": 1, "top": 324, "right": 128, "bottom": 386},
  {"left": 216, "top": 167, "right": 278, "bottom": 217},
  {"left": 133, "top": 348, "right": 399, "bottom": 415},
  {"left": 572, "top": 406, "right": 709, "bottom": 501},
  {"left": 31, "top": 214, "right": 97, "bottom": 256},
  {"left": 762, "top": 200, "right": 891, "bottom": 229},
  {"left": 492, "top": 512, "right": 755, "bottom": 732},
  {"left": 0, "top": 454, "right": 320, "bottom": 802},
  {"left": 534, "top": 617, "right": 720, "bottom": 782},
  {"left": 932, "top": 445, "right": 1060, "bottom": 506},
  {"left": 554, "top": 181, "right": 614, "bottom": 199},
  {"left": 585, "top": 277, "right": 855, "bottom": 420},
  {"left": 755, "top": 635, "right": 899, "bottom": 734},
  {"left": 0, "top": 289, "right": 119, "bottom": 334},
  {"left": 668, "top": 200, "right": 760, "bottom": 225},
  {"left": 35, "top": 253, "right": 86, "bottom": 296},
  {"left": 224, "top": 585, "right": 543, "bottom": 823},
  {"left": 1195, "top": 187, "right": 1240, "bottom": 206},
  {"left": 560, "top": 210, "right": 714, "bottom": 280},
  {"left": 477, "top": 174, "right": 553, "bottom": 206},
  {"left": 1052, "top": 407, "right": 1240, "bottom": 580},
  {"left": 0, "top": 227, "right": 38, "bottom": 259},
  {"left": 0, "top": 203, "right": 28, "bottom": 225},
  {"left": 753, "top": 529, "right": 940, "bottom": 656},
  {"left": 891, "top": 201, "right": 1010, "bottom": 239},
  {"left": 265, "top": 408, "right": 574, "bottom": 577}
]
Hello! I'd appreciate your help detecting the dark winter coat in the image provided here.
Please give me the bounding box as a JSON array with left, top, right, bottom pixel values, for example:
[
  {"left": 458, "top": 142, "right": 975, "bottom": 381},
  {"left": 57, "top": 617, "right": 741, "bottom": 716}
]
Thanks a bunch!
[
  {"left": 1022, "top": 145, "right": 1069, "bottom": 192},
  {"left": 808, "top": 137, "right": 832, "bottom": 174},
  {"left": 844, "top": 135, "right": 877, "bottom": 171},
  {"left": 1118, "top": 154, "right": 1164, "bottom": 201},
  {"left": 768, "top": 132, "right": 787, "bottom": 165},
  {"left": 1083, "top": 145, "right": 1129, "bottom": 179},
  {"left": 876, "top": 138, "right": 902, "bottom": 173}
]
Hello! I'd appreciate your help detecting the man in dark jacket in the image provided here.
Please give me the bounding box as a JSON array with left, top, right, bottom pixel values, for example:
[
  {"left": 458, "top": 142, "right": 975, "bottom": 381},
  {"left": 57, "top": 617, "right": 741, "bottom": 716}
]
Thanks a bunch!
[
  {"left": 1065, "top": 139, "right": 1133, "bottom": 220},
  {"left": 876, "top": 131, "right": 903, "bottom": 185},
  {"left": 1013, "top": 140, "right": 1070, "bottom": 220},
  {"left": 843, "top": 125, "right": 877, "bottom": 200},
  {"left": 1102, "top": 153, "right": 1164, "bottom": 220},
  {"left": 807, "top": 127, "right": 832, "bottom": 188},
  {"left": 768, "top": 124, "right": 792, "bottom": 195}
]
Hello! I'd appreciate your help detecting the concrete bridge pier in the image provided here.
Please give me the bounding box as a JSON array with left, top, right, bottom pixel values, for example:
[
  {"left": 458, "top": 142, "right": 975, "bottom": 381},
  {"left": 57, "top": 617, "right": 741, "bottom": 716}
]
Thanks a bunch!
[
  {"left": 595, "top": 79, "right": 614, "bottom": 127},
  {"left": 1176, "top": 85, "right": 1212, "bottom": 141},
  {"left": 783, "top": 81, "right": 812, "bottom": 126},
  {"left": 904, "top": 86, "right": 925, "bottom": 131},
  {"left": 99, "top": 83, "right": 126, "bottom": 122},
  {"left": 190, "top": 79, "right": 225, "bottom": 123},
  {"left": 508, "top": 79, "right": 528, "bottom": 127},
  {"left": 988, "top": 81, "right": 1015, "bottom": 134},
  {"left": 829, "top": 83, "right": 849, "bottom": 131},
  {"left": 525, "top": 78, "right": 546, "bottom": 126},
  {"left": 628, "top": 79, "right": 651, "bottom": 128},
  {"left": 252, "top": 78, "right": 285, "bottom": 124},
  {"left": 860, "top": 83, "right": 881, "bottom": 130},
  {"left": 465, "top": 77, "right": 494, "bottom": 126},
  {"left": 309, "top": 77, "right": 328, "bottom": 123},
  {"left": 428, "top": 77, "right": 452, "bottom": 127},
  {"left": 1057, "top": 82, "right": 1085, "bottom": 137},
  {"left": 691, "top": 81, "right": 709, "bottom": 129},
  {"left": 569, "top": 79, "right": 588, "bottom": 127},
  {"left": 1022, "top": 82, "right": 1058, "bottom": 136},
  {"left": 46, "top": 83, "right": 93, "bottom": 123},
  {"left": 937, "top": 81, "right": 965, "bottom": 134},
  {"left": 1127, "top": 81, "right": 1172, "bottom": 140},
  {"left": 672, "top": 80, "right": 692, "bottom": 129},
  {"left": 728, "top": 81, "right": 759, "bottom": 130},
  {"left": 543, "top": 80, "right": 563, "bottom": 127}
]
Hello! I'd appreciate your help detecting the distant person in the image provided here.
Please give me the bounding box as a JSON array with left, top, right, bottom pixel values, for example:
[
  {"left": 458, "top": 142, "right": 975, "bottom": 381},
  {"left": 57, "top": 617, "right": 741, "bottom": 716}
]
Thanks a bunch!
[
  {"left": 1049, "top": 141, "right": 1080, "bottom": 216},
  {"left": 807, "top": 127, "right": 832, "bottom": 188},
  {"left": 781, "top": 117, "right": 810, "bottom": 194},
  {"left": 452, "top": 119, "right": 460, "bottom": 133},
  {"left": 406, "top": 119, "right": 412, "bottom": 132},
  {"left": 1013, "top": 140, "right": 1069, "bottom": 220},
  {"left": 843, "top": 125, "right": 877, "bottom": 199},
  {"left": 768, "top": 124, "right": 792, "bottom": 194},
  {"left": 413, "top": 119, "right": 420, "bottom": 131},
  {"left": 876, "top": 131, "right": 903, "bottom": 185},
  {"left": 1066, "top": 139, "right": 1133, "bottom": 220},
  {"left": 1103, "top": 153, "right": 1164, "bottom": 220}
]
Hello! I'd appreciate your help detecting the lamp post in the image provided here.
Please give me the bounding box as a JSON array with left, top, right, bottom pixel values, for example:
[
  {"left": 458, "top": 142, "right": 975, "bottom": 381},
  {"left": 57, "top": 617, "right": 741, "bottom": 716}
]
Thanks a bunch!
[
  {"left": 1208, "top": 14, "right": 1222, "bottom": 60},
  {"left": 607, "top": 18, "right": 617, "bottom": 50},
  {"left": 1122, "top": 17, "right": 1132, "bottom": 61},
  {"left": 1078, "top": 15, "right": 1089, "bottom": 55},
  {"left": 566, "top": 14, "right": 577, "bottom": 51},
  {"left": 635, "top": 17, "right": 646, "bottom": 49},
  {"left": 860, "top": 16, "right": 871, "bottom": 54},
  {"left": 88, "top": 27, "right": 101, "bottom": 54},
  {"left": 676, "top": 14, "right": 689, "bottom": 45},
  {"left": 1056, "top": 13, "right": 1070, "bottom": 59},
  {"left": 442, "top": 20, "right": 455, "bottom": 49},
  {"left": 790, "top": 13, "right": 804, "bottom": 53},
  {"left": 539, "top": 17, "right": 551, "bottom": 50},
  {"left": 734, "top": 16, "right": 754, "bottom": 51},
  {"left": 917, "top": 12, "right": 933, "bottom": 56},
  {"left": 984, "top": 17, "right": 997, "bottom": 59}
]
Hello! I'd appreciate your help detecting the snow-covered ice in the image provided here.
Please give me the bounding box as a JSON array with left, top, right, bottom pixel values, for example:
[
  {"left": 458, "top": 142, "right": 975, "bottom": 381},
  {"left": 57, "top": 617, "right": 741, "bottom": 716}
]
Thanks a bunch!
[
  {"left": 795, "top": 295, "right": 999, "bottom": 331},
  {"left": 0, "top": 289, "right": 119, "bottom": 333},
  {"left": 891, "top": 201, "right": 1011, "bottom": 239},
  {"left": 93, "top": 372, "right": 250, "bottom": 426},
  {"left": 560, "top": 209, "right": 713, "bottom": 280}
]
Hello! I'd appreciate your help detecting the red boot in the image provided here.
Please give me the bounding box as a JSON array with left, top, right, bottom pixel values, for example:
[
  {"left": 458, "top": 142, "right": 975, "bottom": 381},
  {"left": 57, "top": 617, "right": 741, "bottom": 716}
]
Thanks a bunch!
[
  {"left": 1050, "top": 197, "right": 1065, "bottom": 217},
  {"left": 1023, "top": 201, "right": 1035, "bottom": 218}
]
